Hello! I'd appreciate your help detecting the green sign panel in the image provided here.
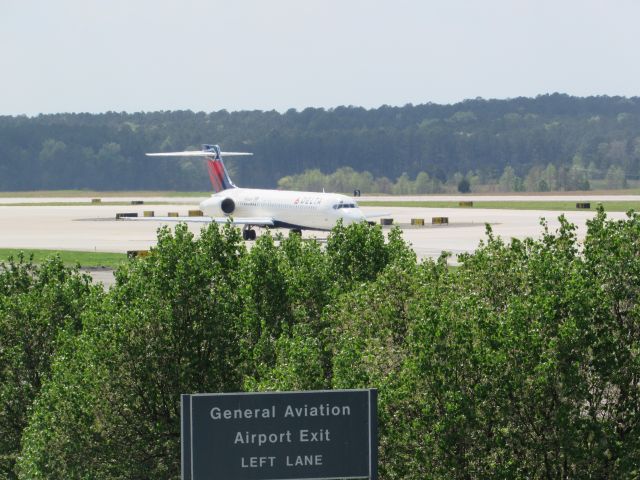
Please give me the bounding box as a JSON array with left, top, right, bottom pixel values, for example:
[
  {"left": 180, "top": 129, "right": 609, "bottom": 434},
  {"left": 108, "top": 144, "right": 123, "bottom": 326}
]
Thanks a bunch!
[{"left": 181, "top": 389, "right": 377, "bottom": 480}]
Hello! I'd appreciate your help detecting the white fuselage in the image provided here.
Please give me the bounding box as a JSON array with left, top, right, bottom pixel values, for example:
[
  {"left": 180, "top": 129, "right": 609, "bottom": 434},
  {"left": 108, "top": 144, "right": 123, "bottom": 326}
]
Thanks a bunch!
[{"left": 199, "top": 188, "right": 366, "bottom": 230}]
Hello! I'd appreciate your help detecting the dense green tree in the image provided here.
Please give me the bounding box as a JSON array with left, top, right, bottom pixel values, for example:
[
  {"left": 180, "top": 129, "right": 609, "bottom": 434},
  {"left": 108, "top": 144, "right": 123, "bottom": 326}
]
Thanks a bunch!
[
  {"left": 391, "top": 173, "right": 415, "bottom": 195},
  {"left": 606, "top": 164, "right": 627, "bottom": 188},
  {"left": 565, "top": 154, "right": 591, "bottom": 190},
  {"left": 457, "top": 177, "right": 471, "bottom": 193},
  {"left": 498, "top": 165, "right": 520, "bottom": 192},
  {"left": 281, "top": 168, "right": 447, "bottom": 194},
  {"left": 0, "top": 256, "right": 99, "bottom": 479},
  {"left": 16, "top": 221, "right": 413, "bottom": 479},
  {"left": 466, "top": 170, "right": 482, "bottom": 188},
  {"left": 327, "top": 211, "right": 640, "bottom": 479},
  {"left": 544, "top": 163, "right": 559, "bottom": 191},
  {"left": 329, "top": 259, "right": 427, "bottom": 479},
  {"left": 524, "top": 165, "right": 544, "bottom": 191},
  {"left": 448, "top": 172, "right": 464, "bottom": 189},
  {"left": 414, "top": 171, "right": 431, "bottom": 193},
  {"left": 11, "top": 209, "right": 640, "bottom": 479},
  {"left": 18, "top": 223, "right": 247, "bottom": 479}
]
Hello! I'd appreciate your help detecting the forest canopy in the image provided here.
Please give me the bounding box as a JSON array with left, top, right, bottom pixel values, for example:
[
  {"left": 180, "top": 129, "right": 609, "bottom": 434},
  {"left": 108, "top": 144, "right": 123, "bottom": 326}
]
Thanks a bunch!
[{"left": 1, "top": 94, "right": 640, "bottom": 191}]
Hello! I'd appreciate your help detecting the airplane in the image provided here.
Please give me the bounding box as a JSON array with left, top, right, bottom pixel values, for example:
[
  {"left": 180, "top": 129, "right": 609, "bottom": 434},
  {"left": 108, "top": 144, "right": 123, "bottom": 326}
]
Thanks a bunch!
[{"left": 138, "top": 144, "right": 373, "bottom": 240}]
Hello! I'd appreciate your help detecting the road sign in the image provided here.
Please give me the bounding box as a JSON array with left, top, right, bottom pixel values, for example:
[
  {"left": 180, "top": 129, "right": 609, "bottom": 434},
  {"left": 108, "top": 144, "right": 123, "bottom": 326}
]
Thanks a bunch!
[{"left": 181, "top": 389, "right": 377, "bottom": 480}]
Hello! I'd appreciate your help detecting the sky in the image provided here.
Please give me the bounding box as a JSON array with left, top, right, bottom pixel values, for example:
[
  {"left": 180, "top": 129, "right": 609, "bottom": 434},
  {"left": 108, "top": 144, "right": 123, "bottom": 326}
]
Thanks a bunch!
[{"left": 1, "top": 0, "right": 639, "bottom": 116}]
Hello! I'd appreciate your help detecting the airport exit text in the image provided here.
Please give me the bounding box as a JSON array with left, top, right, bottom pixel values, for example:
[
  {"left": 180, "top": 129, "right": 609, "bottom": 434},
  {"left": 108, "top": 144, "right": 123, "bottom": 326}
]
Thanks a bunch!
[{"left": 234, "top": 428, "right": 330, "bottom": 446}]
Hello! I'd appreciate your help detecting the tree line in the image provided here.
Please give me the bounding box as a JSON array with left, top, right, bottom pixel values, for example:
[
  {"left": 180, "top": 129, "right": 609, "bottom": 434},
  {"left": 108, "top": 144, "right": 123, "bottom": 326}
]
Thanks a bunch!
[
  {"left": 2, "top": 210, "right": 640, "bottom": 478},
  {"left": 280, "top": 159, "right": 630, "bottom": 194},
  {"left": 1, "top": 93, "right": 640, "bottom": 191}
]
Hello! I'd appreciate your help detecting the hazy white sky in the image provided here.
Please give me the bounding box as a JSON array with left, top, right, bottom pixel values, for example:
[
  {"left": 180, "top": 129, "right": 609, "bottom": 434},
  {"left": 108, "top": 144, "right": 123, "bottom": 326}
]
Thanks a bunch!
[{"left": 1, "top": 0, "right": 639, "bottom": 115}]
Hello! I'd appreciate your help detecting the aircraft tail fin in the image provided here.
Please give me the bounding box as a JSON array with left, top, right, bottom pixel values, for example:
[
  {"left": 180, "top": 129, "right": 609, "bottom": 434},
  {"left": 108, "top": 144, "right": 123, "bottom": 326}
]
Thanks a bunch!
[
  {"left": 201, "top": 144, "right": 237, "bottom": 192},
  {"left": 146, "top": 144, "right": 252, "bottom": 193}
]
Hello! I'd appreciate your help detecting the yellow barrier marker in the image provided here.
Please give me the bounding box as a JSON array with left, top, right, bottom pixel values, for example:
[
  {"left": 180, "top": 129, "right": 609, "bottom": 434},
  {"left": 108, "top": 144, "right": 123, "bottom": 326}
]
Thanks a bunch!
[
  {"left": 143, "top": 211, "right": 154, "bottom": 217},
  {"left": 432, "top": 217, "right": 449, "bottom": 225},
  {"left": 188, "top": 210, "right": 204, "bottom": 217},
  {"left": 411, "top": 218, "right": 425, "bottom": 226}
]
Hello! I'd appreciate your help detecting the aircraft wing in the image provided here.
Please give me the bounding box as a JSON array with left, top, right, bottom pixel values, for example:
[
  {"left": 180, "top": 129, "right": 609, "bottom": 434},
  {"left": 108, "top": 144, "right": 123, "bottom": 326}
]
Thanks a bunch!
[
  {"left": 119, "top": 216, "right": 275, "bottom": 226},
  {"left": 211, "top": 216, "right": 275, "bottom": 226}
]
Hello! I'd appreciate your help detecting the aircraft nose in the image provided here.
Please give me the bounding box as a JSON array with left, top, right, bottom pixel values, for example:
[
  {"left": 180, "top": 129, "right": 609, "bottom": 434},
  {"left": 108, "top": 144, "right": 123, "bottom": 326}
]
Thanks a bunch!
[{"left": 341, "top": 209, "right": 366, "bottom": 224}]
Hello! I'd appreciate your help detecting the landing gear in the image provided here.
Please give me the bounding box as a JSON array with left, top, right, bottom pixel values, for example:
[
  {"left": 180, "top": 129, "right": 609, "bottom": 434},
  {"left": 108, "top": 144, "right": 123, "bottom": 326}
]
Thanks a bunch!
[{"left": 242, "top": 226, "right": 257, "bottom": 241}]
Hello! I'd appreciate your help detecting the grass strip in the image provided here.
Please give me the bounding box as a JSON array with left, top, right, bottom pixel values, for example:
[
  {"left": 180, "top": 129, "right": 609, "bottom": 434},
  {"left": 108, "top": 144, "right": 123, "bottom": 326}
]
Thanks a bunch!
[
  {"left": 0, "top": 201, "right": 197, "bottom": 207},
  {"left": 359, "top": 200, "right": 640, "bottom": 212},
  {"left": 0, "top": 249, "right": 127, "bottom": 269}
]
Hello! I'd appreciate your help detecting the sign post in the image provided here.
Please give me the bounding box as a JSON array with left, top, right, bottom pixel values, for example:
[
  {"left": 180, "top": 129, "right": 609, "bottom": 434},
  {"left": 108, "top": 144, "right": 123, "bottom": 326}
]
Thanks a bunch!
[{"left": 181, "top": 389, "right": 377, "bottom": 480}]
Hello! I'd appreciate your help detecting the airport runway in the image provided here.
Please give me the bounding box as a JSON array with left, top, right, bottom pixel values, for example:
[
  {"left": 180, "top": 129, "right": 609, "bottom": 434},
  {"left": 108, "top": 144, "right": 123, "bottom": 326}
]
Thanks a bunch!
[{"left": 0, "top": 196, "right": 631, "bottom": 260}]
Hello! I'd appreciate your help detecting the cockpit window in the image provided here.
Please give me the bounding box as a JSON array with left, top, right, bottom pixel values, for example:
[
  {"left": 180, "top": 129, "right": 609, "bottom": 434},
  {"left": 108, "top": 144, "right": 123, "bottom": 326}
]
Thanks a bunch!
[{"left": 332, "top": 203, "right": 357, "bottom": 209}]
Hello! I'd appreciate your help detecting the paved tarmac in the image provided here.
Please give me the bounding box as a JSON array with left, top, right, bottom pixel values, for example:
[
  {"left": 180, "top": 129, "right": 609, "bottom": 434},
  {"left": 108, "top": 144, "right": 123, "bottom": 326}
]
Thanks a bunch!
[
  {"left": 0, "top": 197, "right": 631, "bottom": 257},
  {"left": 381, "top": 206, "right": 628, "bottom": 261},
  {"left": 0, "top": 196, "right": 633, "bottom": 287}
]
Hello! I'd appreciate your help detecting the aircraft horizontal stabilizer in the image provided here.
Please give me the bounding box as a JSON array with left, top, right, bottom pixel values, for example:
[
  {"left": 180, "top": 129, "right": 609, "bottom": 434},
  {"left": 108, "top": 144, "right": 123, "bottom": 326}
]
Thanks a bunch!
[{"left": 146, "top": 151, "right": 253, "bottom": 157}]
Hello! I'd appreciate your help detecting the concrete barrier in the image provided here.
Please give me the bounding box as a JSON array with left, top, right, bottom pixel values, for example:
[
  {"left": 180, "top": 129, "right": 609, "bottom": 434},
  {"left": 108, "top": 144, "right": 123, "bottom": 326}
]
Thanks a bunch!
[
  {"left": 380, "top": 218, "right": 394, "bottom": 225},
  {"left": 188, "top": 210, "right": 204, "bottom": 217},
  {"left": 115, "top": 212, "right": 138, "bottom": 219},
  {"left": 411, "top": 218, "right": 425, "bottom": 226},
  {"left": 432, "top": 217, "right": 449, "bottom": 224},
  {"left": 143, "top": 211, "right": 154, "bottom": 217},
  {"left": 127, "top": 250, "right": 149, "bottom": 259},
  {"left": 459, "top": 201, "right": 473, "bottom": 207}
]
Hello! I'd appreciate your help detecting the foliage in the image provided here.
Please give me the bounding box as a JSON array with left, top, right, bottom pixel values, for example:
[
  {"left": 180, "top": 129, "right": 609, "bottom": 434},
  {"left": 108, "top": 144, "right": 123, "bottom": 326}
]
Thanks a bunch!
[
  {"left": 326, "top": 210, "right": 640, "bottom": 479},
  {"left": 457, "top": 177, "right": 471, "bottom": 193},
  {"left": 15, "top": 221, "right": 413, "bottom": 479},
  {"left": 8, "top": 209, "right": 640, "bottom": 479},
  {"left": 243, "top": 224, "right": 414, "bottom": 390},
  {"left": 18, "top": 223, "right": 247, "bottom": 479},
  {"left": 0, "top": 255, "right": 99, "bottom": 479},
  {"left": 280, "top": 168, "right": 446, "bottom": 194}
]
